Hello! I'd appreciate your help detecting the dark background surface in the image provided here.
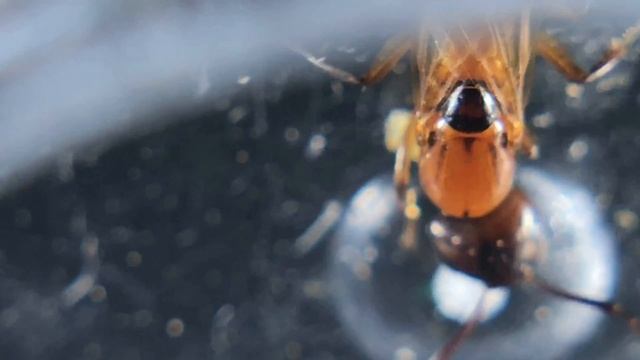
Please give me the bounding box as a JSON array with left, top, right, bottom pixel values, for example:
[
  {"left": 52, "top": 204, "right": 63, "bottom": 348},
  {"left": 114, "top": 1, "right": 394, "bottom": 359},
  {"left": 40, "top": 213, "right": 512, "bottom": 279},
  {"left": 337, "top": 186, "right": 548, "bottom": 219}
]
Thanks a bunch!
[{"left": 1, "top": 14, "right": 640, "bottom": 360}]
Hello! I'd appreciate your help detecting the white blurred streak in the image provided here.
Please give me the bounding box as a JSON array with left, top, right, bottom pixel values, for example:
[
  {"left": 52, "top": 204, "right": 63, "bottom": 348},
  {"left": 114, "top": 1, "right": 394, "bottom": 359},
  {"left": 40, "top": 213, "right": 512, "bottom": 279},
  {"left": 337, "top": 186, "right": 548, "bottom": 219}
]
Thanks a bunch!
[
  {"left": 295, "top": 200, "right": 342, "bottom": 256},
  {"left": 60, "top": 235, "right": 100, "bottom": 307},
  {"left": 0, "top": 0, "right": 637, "bottom": 189}
]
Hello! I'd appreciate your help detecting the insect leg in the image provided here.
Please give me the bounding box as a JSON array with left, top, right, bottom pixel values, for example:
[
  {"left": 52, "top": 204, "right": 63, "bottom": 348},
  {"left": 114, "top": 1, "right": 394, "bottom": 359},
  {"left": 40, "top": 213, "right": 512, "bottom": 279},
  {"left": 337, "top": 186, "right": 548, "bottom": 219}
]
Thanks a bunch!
[
  {"left": 535, "top": 22, "right": 640, "bottom": 83},
  {"left": 384, "top": 109, "right": 423, "bottom": 235},
  {"left": 385, "top": 110, "right": 420, "bottom": 201},
  {"left": 293, "top": 35, "right": 413, "bottom": 86},
  {"left": 429, "top": 290, "right": 487, "bottom": 360},
  {"left": 399, "top": 188, "right": 420, "bottom": 250},
  {"left": 526, "top": 273, "right": 640, "bottom": 334}
]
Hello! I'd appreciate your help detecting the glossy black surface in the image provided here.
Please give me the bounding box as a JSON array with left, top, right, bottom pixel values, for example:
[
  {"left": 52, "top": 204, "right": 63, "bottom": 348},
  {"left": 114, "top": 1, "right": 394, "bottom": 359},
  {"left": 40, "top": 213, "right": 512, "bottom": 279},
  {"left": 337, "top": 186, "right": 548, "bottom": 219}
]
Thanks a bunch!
[{"left": 445, "top": 84, "right": 495, "bottom": 133}]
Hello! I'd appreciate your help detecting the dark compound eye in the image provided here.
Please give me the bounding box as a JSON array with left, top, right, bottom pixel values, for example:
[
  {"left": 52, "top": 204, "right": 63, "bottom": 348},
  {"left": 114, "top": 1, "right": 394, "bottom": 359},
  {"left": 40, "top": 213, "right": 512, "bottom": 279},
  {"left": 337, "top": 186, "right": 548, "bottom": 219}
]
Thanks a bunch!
[
  {"left": 427, "top": 131, "right": 437, "bottom": 148},
  {"left": 500, "top": 133, "right": 509, "bottom": 148},
  {"left": 445, "top": 84, "right": 495, "bottom": 133}
]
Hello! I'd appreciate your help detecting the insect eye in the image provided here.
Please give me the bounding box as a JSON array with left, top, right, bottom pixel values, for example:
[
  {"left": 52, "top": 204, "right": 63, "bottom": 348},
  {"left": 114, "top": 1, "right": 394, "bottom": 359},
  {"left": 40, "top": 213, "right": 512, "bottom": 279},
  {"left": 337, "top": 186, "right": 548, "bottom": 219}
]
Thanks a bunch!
[
  {"left": 500, "top": 133, "right": 509, "bottom": 148},
  {"left": 427, "top": 131, "right": 437, "bottom": 148}
]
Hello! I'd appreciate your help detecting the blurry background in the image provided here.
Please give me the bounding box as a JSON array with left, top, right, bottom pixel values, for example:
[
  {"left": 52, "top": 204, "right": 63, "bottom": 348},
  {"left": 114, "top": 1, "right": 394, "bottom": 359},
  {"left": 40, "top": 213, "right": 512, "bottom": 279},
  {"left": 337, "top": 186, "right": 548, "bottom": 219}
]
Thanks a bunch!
[{"left": 0, "top": 1, "right": 640, "bottom": 359}]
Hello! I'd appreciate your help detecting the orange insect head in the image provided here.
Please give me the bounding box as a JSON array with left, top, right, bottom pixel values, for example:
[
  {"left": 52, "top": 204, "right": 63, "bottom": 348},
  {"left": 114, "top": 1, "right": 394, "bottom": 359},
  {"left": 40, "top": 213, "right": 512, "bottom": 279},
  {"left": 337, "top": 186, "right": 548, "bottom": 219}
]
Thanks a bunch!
[{"left": 418, "top": 81, "right": 516, "bottom": 218}]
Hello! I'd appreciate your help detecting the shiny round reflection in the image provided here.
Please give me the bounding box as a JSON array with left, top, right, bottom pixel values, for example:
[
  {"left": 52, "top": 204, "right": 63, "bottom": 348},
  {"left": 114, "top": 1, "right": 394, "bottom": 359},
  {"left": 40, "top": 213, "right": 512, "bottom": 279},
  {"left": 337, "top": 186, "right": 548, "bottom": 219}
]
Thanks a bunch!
[
  {"left": 329, "top": 168, "right": 617, "bottom": 360},
  {"left": 431, "top": 265, "right": 510, "bottom": 324}
]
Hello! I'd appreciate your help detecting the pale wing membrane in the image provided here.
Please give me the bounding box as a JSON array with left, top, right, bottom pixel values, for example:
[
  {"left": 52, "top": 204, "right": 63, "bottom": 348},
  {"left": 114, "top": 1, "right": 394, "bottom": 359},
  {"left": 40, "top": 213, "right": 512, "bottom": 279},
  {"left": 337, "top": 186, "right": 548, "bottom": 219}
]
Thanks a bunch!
[
  {"left": 415, "top": 25, "right": 430, "bottom": 114},
  {"left": 494, "top": 19, "right": 519, "bottom": 108},
  {"left": 416, "top": 29, "right": 458, "bottom": 116},
  {"left": 293, "top": 35, "right": 413, "bottom": 86},
  {"left": 517, "top": 11, "right": 532, "bottom": 111},
  {"left": 488, "top": 22, "right": 519, "bottom": 113},
  {"left": 362, "top": 35, "right": 414, "bottom": 86}
]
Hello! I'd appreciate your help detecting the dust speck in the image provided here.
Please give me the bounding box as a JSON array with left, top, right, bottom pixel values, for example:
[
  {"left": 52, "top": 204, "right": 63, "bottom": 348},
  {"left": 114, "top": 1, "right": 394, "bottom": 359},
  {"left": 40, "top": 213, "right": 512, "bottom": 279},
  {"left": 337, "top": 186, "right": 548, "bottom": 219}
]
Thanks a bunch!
[{"left": 166, "top": 318, "right": 185, "bottom": 338}]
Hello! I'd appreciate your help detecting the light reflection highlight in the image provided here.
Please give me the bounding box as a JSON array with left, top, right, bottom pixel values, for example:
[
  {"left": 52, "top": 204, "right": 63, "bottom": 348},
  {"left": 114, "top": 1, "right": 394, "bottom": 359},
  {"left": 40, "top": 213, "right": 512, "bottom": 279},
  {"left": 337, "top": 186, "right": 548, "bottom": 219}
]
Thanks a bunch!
[
  {"left": 329, "top": 168, "right": 618, "bottom": 360},
  {"left": 431, "top": 264, "right": 510, "bottom": 324}
]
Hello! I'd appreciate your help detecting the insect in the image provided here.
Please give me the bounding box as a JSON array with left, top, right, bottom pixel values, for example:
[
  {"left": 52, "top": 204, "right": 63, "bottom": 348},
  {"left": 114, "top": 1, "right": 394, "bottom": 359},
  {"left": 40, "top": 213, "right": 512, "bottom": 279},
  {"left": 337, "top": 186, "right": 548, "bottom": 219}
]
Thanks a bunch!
[{"left": 298, "top": 10, "right": 640, "bottom": 360}]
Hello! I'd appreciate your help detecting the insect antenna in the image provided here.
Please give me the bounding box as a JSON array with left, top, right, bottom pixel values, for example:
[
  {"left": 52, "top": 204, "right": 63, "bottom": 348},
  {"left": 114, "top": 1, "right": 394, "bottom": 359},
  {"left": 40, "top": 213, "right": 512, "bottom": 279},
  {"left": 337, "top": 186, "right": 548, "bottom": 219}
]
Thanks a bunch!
[
  {"left": 429, "top": 290, "right": 488, "bottom": 360},
  {"left": 527, "top": 273, "right": 640, "bottom": 334}
]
